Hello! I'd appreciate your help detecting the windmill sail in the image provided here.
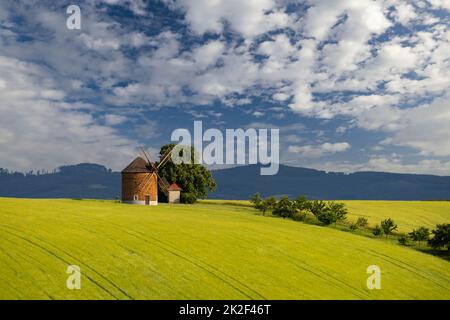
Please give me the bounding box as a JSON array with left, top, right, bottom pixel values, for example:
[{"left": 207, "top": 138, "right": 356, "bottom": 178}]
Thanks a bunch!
[{"left": 135, "top": 144, "right": 178, "bottom": 199}]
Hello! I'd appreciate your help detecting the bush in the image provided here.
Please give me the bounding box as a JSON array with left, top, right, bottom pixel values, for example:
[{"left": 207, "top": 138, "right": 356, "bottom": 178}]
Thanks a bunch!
[
  {"left": 261, "top": 196, "right": 277, "bottom": 215},
  {"left": 293, "top": 196, "right": 309, "bottom": 211},
  {"left": 272, "top": 196, "right": 296, "bottom": 219},
  {"left": 428, "top": 224, "right": 450, "bottom": 255},
  {"left": 292, "top": 210, "right": 307, "bottom": 221},
  {"left": 381, "top": 218, "right": 398, "bottom": 238},
  {"left": 398, "top": 234, "right": 411, "bottom": 246},
  {"left": 350, "top": 217, "right": 369, "bottom": 231},
  {"left": 181, "top": 192, "right": 197, "bottom": 204},
  {"left": 313, "top": 201, "right": 348, "bottom": 226},
  {"left": 250, "top": 194, "right": 277, "bottom": 215},
  {"left": 356, "top": 217, "right": 368, "bottom": 228},
  {"left": 309, "top": 200, "right": 327, "bottom": 217},
  {"left": 307, "top": 200, "right": 348, "bottom": 225},
  {"left": 316, "top": 210, "right": 337, "bottom": 225},
  {"left": 327, "top": 202, "right": 348, "bottom": 224},
  {"left": 373, "top": 225, "right": 383, "bottom": 236},
  {"left": 250, "top": 193, "right": 262, "bottom": 206},
  {"left": 409, "top": 226, "right": 430, "bottom": 245}
]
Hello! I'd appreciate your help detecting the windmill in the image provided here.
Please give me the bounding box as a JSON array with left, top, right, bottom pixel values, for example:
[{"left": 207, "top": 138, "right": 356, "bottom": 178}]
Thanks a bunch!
[
  {"left": 138, "top": 146, "right": 174, "bottom": 198},
  {"left": 121, "top": 145, "right": 176, "bottom": 206}
]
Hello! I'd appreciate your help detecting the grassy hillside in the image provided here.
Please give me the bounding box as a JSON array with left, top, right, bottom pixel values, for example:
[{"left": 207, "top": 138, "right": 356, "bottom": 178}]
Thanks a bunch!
[
  {"left": 0, "top": 198, "right": 449, "bottom": 299},
  {"left": 342, "top": 201, "right": 450, "bottom": 232},
  {"left": 202, "top": 199, "right": 450, "bottom": 232}
]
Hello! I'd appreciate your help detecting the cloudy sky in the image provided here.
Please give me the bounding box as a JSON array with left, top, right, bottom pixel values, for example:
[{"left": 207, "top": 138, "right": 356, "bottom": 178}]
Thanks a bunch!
[{"left": 1, "top": 0, "right": 450, "bottom": 175}]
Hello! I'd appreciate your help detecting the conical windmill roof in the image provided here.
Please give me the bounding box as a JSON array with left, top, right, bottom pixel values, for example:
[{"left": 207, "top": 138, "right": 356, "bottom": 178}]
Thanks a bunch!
[{"left": 122, "top": 157, "right": 152, "bottom": 173}]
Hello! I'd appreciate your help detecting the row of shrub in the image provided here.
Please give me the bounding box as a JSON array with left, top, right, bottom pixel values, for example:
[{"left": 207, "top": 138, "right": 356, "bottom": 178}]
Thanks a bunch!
[
  {"left": 250, "top": 193, "right": 348, "bottom": 226},
  {"left": 398, "top": 224, "right": 450, "bottom": 254},
  {"left": 371, "top": 218, "right": 450, "bottom": 255},
  {"left": 249, "top": 194, "right": 450, "bottom": 255}
]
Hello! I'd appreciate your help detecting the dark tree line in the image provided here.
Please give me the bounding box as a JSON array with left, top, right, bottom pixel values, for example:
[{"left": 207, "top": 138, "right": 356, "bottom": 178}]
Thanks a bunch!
[{"left": 250, "top": 194, "right": 348, "bottom": 225}]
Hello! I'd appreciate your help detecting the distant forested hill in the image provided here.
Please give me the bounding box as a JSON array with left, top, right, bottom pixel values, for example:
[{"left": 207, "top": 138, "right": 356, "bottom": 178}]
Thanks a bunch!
[
  {"left": 1, "top": 163, "right": 450, "bottom": 200},
  {"left": 210, "top": 165, "right": 450, "bottom": 200},
  {"left": 0, "top": 164, "right": 120, "bottom": 199}
]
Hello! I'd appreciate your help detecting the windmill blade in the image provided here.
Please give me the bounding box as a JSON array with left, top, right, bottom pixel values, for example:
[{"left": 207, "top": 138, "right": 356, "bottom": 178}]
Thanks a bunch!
[
  {"left": 140, "top": 146, "right": 158, "bottom": 171},
  {"left": 157, "top": 144, "right": 178, "bottom": 169},
  {"left": 156, "top": 172, "right": 170, "bottom": 189},
  {"left": 156, "top": 173, "right": 169, "bottom": 196},
  {"left": 161, "top": 176, "right": 170, "bottom": 188},
  {"left": 137, "top": 172, "right": 155, "bottom": 192},
  {"left": 139, "top": 146, "right": 153, "bottom": 166}
]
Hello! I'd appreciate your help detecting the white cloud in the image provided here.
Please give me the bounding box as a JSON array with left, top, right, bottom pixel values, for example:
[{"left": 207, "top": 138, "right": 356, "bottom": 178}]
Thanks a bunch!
[
  {"left": 0, "top": 55, "right": 136, "bottom": 171},
  {"left": 308, "top": 157, "right": 450, "bottom": 176},
  {"left": 429, "top": 0, "right": 450, "bottom": 10},
  {"left": 252, "top": 111, "right": 264, "bottom": 118},
  {"left": 174, "top": 0, "right": 290, "bottom": 37},
  {"left": 288, "top": 142, "right": 351, "bottom": 157},
  {"left": 392, "top": 3, "right": 417, "bottom": 25},
  {"left": 272, "top": 92, "right": 290, "bottom": 101},
  {"left": 191, "top": 40, "right": 225, "bottom": 69},
  {"left": 381, "top": 94, "right": 450, "bottom": 157},
  {"left": 104, "top": 114, "right": 128, "bottom": 126}
]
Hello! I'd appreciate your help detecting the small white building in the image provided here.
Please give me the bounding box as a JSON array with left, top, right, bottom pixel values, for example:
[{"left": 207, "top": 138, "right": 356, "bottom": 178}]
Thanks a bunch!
[{"left": 167, "top": 183, "right": 182, "bottom": 203}]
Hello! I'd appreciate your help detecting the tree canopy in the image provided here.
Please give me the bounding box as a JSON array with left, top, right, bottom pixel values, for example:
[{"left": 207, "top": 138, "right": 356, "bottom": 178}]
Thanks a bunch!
[
  {"left": 428, "top": 224, "right": 450, "bottom": 255},
  {"left": 157, "top": 144, "right": 216, "bottom": 203}
]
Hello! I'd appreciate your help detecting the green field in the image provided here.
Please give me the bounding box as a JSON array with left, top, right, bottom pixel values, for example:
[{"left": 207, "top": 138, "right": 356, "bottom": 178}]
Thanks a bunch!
[
  {"left": 202, "top": 199, "right": 450, "bottom": 232},
  {"left": 0, "top": 198, "right": 449, "bottom": 299},
  {"left": 343, "top": 200, "right": 450, "bottom": 232}
]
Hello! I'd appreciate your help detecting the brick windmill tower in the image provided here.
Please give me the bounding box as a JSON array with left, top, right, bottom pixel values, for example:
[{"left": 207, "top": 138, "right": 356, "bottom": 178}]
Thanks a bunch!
[{"left": 121, "top": 147, "right": 172, "bottom": 205}]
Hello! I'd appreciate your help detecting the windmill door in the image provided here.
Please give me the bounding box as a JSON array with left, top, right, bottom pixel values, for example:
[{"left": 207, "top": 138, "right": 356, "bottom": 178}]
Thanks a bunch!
[{"left": 145, "top": 195, "right": 150, "bottom": 205}]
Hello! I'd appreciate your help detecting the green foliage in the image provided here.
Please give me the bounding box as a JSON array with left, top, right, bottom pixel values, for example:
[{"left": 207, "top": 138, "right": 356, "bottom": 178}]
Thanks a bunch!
[
  {"left": 272, "top": 196, "right": 297, "bottom": 219},
  {"left": 250, "top": 193, "right": 262, "bottom": 207},
  {"left": 428, "top": 224, "right": 450, "bottom": 255},
  {"left": 292, "top": 210, "right": 307, "bottom": 221},
  {"left": 158, "top": 144, "right": 216, "bottom": 203},
  {"left": 373, "top": 224, "right": 383, "bottom": 236},
  {"left": 327, "top": 201, "right": 348, "bottom": 224},
  {"left": 381, "top": 218, "right": 398, "bottom": 237},
  {"left": 250, "top": 193, "right": 265, "bottom": 212},
  {"left": 311, "top": 201, "right": 348, "bottom": 226},
  {"left": 250, "top": 195, "right": 349, "bottom": 226},
  {"left": 350, "top": 217, "right": 369, "bottom": 231},
  {"left": 398, "top": 234, "right": 411, "bottom": 246},
  {"left": 293, "top": 196, "right": 309, "bottom": 211},
  {"left": 261, "top": 196, "right": 277, "bottom": 215},
  {"left": 309, "top": 200, "right": 327, "bottom": 217},
  {"left": 249, "top": 194, "right": 277, "bottom": 215},
  {"left": 356, "top": 217, "right": 368, "bottom": 228},
  {"left": 180, "top": 192, "right": 197, "bottom": 204},
  {"left": 409, "top": 227, "right": 430, "bottom": 245},
  {"left": 316, "top": 210, "right": 337, "bottom": 225}
]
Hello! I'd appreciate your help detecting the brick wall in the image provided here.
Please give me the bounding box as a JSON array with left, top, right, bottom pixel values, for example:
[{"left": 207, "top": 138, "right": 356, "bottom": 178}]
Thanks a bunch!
[{"left": 121, "top": 172, "right": 157, "bottom": 202}]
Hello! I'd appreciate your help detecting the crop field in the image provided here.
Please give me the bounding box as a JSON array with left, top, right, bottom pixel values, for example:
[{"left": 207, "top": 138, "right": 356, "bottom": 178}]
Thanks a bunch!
[
  {"left": 342, "top": 201, "right": 450, "bottom": 232},
  {"left": 0, "top": 198, "right": 449, "bottom": 299},
  {"left": 202, "top": 200, "right": 450, "bottom": 232}
]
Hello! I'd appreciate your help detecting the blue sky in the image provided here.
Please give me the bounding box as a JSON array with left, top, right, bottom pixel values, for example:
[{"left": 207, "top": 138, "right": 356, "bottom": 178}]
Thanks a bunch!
[{"left": 1, "top": 0, "right": 450, "bottom": 175}]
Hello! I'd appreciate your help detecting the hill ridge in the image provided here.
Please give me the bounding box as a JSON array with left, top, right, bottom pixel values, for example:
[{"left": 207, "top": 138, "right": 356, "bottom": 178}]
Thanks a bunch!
[{"left": 1, "top": 163, "right": 450, "bottom": 200}]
